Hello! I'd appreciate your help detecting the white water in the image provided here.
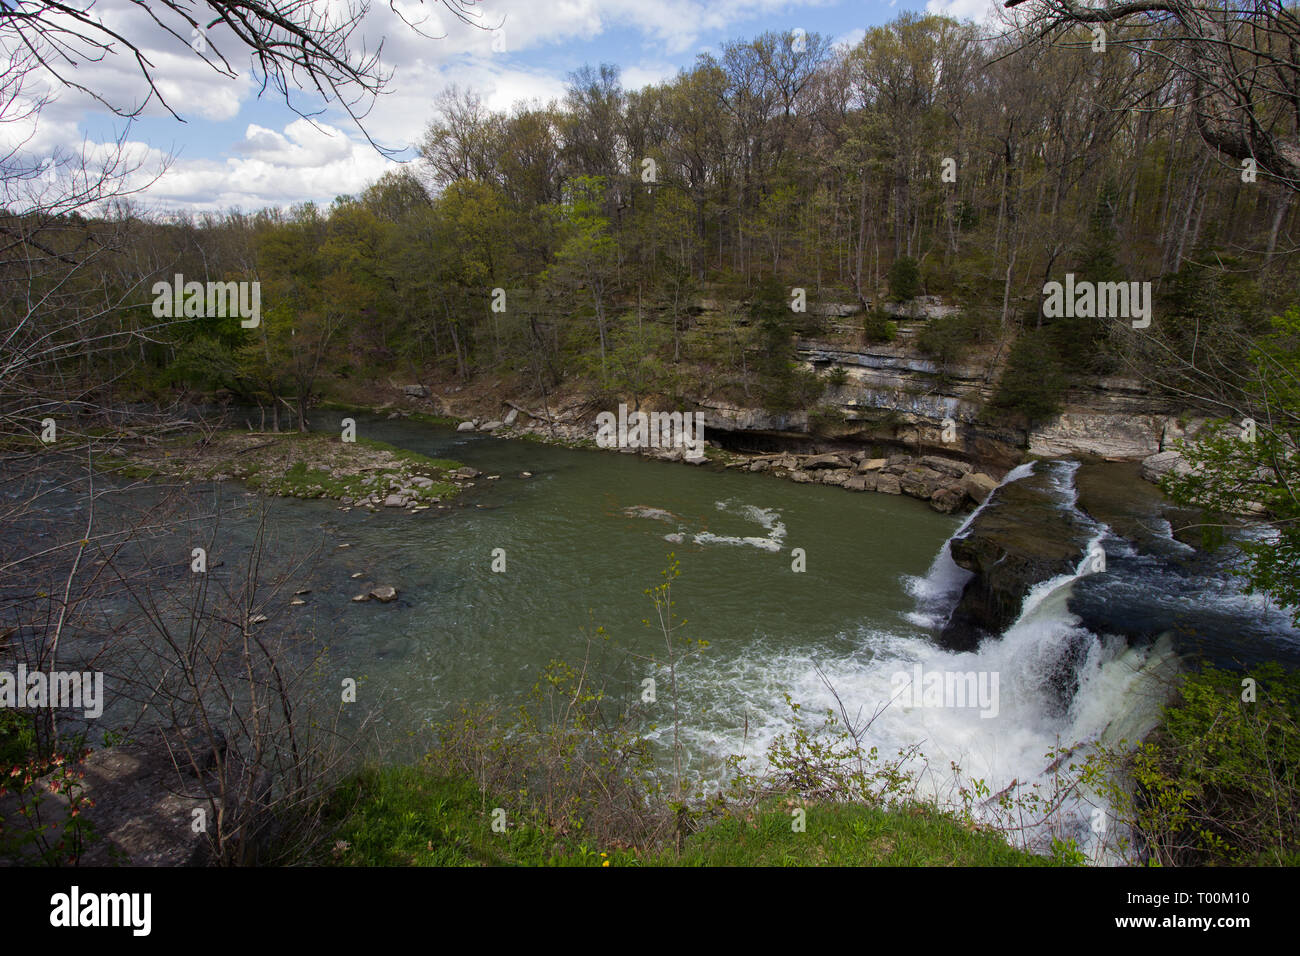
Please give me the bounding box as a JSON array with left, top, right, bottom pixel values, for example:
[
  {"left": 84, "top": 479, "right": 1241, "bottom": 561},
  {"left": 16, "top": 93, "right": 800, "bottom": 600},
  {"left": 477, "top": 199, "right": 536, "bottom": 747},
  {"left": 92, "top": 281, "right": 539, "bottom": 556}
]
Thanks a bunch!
[
  {"left": 903, "top": 462, "right": 1035, "bottom": 628},
  {"left": 681, "top": 460, "right": 1177, "bottom": 863},
  {"left": 656, "top": 498, "right": 789, "bottom": 552}
]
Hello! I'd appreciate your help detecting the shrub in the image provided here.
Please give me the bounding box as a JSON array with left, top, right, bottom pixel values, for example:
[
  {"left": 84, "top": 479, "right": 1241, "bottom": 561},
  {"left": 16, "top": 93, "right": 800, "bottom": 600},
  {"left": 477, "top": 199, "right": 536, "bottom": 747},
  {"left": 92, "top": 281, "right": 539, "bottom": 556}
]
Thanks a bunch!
[
  {"left": 1082, "top": 664, "right": 1300, "bottom": 866},
  {"left": 863, "top": 310, "right": 897, "bottom": 344},
  {"left": 887, "top": 256, "right": 922, "bottom": 302},
  {"left": 991, "top": 330, "right": 1067, "bottom": 422}
]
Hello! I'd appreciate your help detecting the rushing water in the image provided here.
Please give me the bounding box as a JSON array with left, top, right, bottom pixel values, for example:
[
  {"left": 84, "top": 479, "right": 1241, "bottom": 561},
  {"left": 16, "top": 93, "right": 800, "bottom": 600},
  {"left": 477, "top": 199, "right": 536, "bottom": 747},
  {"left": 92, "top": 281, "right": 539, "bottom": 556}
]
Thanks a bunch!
[{"left": 13, "top": 413, "right": 1300, "bottom": 859}]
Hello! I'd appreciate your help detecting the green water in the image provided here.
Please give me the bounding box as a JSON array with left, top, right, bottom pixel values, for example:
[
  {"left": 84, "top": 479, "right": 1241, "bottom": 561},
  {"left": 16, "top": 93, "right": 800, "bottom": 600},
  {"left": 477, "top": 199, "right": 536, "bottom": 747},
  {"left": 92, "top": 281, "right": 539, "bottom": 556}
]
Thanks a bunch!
[{"left": 111, "top": 413, "right": 957, "bottom": 768}]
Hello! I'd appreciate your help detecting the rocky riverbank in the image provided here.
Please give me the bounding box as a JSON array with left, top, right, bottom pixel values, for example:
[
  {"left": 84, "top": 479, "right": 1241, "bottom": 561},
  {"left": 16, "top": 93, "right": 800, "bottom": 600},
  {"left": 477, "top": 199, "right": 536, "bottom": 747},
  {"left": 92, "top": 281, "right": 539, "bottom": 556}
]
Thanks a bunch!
[
  {"left": 447, "top": 407, "right": 1002, "bottom": 514},
  {"left": 105, "top": 429, "right": 480, "bottom": 513}
]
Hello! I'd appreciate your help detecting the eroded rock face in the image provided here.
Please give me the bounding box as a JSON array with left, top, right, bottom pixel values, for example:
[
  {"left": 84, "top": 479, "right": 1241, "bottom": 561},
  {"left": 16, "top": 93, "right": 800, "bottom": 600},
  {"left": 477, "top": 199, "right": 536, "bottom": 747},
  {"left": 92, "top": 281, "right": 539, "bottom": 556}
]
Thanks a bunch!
[
  {"left": 0, "top": 728, "right": 228, "bottom": 866},
  {"left": 1028, "top": 411, "right": 1169, "bottom": 459},
  {"left": 939, "top": 466, "right": 1094, "bottom": 651},
  {"left": 1140, "top": 450, "right": 1191, "bottom": 483}
]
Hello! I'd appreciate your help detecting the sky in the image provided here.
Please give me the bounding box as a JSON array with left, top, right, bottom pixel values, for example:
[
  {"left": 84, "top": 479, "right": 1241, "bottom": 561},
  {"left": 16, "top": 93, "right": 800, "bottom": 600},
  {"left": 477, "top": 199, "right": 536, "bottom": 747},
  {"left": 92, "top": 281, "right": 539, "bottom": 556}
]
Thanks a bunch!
[{"left": 3, "top": 0, "right": 1004, "bottom": 214}]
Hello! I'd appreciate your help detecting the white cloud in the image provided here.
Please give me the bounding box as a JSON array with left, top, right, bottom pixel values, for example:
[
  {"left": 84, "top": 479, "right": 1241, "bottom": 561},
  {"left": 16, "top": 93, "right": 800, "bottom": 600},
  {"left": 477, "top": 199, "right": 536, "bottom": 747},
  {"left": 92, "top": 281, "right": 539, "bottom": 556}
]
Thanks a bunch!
[
  {"left": 7, "top": 0, "right": 846, "bottom": 210},
  {"left": 832, "top": 27, "right": 866, "bottom": 51},
  {"left": 926, "top": 0, "right": 1005, "bottom": 23}
]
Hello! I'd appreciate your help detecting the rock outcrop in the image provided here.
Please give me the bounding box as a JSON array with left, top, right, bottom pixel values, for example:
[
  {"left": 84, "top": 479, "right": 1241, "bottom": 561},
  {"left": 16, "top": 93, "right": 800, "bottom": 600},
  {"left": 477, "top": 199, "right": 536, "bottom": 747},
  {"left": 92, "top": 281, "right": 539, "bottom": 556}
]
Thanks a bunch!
[
  {"left": 939, "top": 465, "right": 1094, "bottom": 651},
  {"left": 0, "top": 727, "right": 233, "bottom": 866}
]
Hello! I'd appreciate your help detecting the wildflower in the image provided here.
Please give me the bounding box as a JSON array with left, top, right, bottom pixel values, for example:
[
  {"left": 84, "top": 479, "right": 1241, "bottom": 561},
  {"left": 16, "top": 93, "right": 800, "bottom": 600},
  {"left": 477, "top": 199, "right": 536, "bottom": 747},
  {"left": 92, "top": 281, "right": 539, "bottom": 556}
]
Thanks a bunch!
[{"left": 602, "top": 860, "right": 610, "bottom": 867}]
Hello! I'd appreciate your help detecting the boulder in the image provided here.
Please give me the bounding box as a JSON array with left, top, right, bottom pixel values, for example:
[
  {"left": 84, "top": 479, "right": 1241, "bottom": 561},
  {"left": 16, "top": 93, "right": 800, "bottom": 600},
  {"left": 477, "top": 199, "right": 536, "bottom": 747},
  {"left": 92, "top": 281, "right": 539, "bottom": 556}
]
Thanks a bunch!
[
  {"left": 857, "top": 458, "right": 888, "bottom": 473},
  {"left": 876, "top": 474, "right": 902, "bottom": 495},
  {"left": 402, "top": 385, "right": 429, "bottom": 398},
  {"left": 802, "top": 453, "right": 852, "bottom": 470},
  {"left": 456, "top": 421, "right": 476, "bottom": 432},
  {"left": 899, "top": 466, "right": 945, "bottom": 500},
  {"left": 503, "top": 408, "right": 519, "bottom": 426},
  {"left": 961, "top": 472, "right": 999, "bottom": 503},
  {"left": 844, "top": 475, "right": 868, "bottom": 492},
  {"left": 820, "top": 469, "right": 852, "bottom": 486},
  {"left": 369, "top": 586, "right": 398, "bottom": 603},
  {"left": 0, "top": 727, "right": 232, "bottom": 865},
  {"left": 1140, "top": 450, "right": 1191, "bottom": 483},
  {"left": 929, "top": 485, "right": 967, "bottom": 514},
  {"left": 791, "top": 470, "right": 815, "bottom": 483},
  {"left": 383, "top": 494, "right": 405, "bottom": 507},
  {"left": 480, "top": 420, "right": 504, "bottom": 431},
  {"left": 451, "top": 466, "right": 482, "bottom": 479},
  {"left": 920, "top": 456, "right": 973, "bottom": 479}
]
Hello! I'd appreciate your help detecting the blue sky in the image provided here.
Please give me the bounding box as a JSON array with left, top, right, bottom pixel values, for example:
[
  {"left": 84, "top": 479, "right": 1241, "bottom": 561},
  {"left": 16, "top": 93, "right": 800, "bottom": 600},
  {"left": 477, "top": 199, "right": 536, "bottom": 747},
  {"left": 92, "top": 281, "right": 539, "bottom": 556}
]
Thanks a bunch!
[{"left": 6, "top": 0, "right": 998, "bottom": 213}]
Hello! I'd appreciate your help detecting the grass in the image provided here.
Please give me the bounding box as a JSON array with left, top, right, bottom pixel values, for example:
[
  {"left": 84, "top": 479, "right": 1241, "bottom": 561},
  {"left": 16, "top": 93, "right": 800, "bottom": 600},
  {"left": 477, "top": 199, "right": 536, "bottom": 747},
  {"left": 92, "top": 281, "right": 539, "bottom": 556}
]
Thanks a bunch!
[
  {"left": 648, "top": 800, "right": 1056, "bottom": 867},
  {"left": 318, "top": 764, "right": 1056, "bottom": 867}
]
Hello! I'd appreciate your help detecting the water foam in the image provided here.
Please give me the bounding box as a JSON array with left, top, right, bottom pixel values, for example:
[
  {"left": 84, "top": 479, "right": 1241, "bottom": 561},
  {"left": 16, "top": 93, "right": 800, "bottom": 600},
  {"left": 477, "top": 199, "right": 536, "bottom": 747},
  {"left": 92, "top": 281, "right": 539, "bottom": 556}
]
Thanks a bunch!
[
  {"left": 903, "top": 462, "right": 1035, "bottom": 628},
  {"left": 677, "top": 462, "right": 1173, "bottom": 862}
]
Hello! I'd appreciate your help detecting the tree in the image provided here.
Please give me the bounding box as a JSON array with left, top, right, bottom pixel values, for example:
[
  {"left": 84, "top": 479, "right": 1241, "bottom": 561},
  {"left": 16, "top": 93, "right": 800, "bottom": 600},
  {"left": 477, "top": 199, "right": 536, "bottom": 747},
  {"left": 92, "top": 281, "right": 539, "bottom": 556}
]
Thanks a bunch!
[
  {"left": 2, "top": 0, "right": 489, "bottom": 149},
  {"left": 1161, "top": 308, "right": 1300, "bottom": 622},
  {"left": 1004, "top": 0, "right": 1300, "bottom": 192},
  {"left": 546, "top": 176, "right": 618, "bottom": 379}
]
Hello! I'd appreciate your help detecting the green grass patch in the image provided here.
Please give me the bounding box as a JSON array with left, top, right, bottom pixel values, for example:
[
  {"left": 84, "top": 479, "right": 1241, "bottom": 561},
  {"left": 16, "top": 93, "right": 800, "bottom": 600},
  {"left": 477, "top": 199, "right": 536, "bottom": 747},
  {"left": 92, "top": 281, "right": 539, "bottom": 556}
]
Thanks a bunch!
[{"left": 319, "top": 765, "right": 1054, "bottom": 867}]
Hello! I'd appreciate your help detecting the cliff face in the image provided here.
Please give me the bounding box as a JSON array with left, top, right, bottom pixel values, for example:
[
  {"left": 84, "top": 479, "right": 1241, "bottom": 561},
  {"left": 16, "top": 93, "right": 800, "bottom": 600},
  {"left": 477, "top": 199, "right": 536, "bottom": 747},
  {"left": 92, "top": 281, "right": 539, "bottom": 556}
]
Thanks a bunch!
[{"left": 694, "top": 299, "right": 1195, "bottom": 472}]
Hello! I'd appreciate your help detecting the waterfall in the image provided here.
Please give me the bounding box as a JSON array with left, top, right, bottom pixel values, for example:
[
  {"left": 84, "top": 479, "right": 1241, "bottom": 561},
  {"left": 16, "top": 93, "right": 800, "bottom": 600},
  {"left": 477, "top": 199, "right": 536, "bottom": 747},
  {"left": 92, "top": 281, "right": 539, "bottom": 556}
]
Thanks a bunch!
[{"left": 904, "top": 462, "right": 1036, "bottom": 629}]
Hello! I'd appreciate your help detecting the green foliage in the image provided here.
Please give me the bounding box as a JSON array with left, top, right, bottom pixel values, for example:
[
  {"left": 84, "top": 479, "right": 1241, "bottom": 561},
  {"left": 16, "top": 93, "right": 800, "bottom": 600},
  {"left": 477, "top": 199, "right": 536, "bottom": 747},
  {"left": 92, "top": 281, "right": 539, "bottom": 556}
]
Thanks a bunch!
[
  {"left": 0, "top": 722, "right": 100, "bottom": 866},
  {"left": 1161, "top": 307, "right": 1300, "bottom": 621},
  {"left": 916, "top": 311, "right": 995, "bottom": 370},
  {"left": 991, "top": 329, "right": 1067, "bottom": 422},
  {"left": 862, "top": 310, "right": 897, "bottom": 344},
  {"left": 887, "top": 256, "right": 922, "bottom": 302},
  {"left": 751, "top": 276, "right": 812, "bottom": 412},
  {"left": 1123, "top": 665, "right": 1300, "bottom": 866}
]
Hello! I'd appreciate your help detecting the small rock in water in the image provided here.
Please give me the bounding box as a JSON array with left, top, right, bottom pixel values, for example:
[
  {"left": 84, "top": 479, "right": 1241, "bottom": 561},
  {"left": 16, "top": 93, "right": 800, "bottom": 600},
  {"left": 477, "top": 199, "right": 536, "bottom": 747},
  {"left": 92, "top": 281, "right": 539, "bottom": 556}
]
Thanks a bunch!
[
  {"left": 294, "top": 588, "right": 311, "bottom": 595},
  {"left": 520, "top": 471, "right": 532, "bottom": 478},
  {"left": 337, "top": 543, "right": 351, "bottom": 549},
  {"left": 351, "top": 594, "right": 369, "bottom": 603},
  {"left": 369, "top": 586, "right": 397, "bottom": 603},
  {"left": 290, "top": 598, "right": 306, "bottom": 607},
  {"left": 249, "top": 614, "right": 269, "bottom": 624},
  {"left": 351, "top": 572, "right": 363, "bottom": 579}
]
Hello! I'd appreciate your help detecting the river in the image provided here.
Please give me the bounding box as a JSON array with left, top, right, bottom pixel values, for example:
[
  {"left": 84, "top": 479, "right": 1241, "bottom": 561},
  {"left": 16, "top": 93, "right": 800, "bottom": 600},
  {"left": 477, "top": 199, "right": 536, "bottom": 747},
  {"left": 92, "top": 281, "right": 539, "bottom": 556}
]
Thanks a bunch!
[{"left": 12, "top": 411, "right": 1300, "bottom": 860}]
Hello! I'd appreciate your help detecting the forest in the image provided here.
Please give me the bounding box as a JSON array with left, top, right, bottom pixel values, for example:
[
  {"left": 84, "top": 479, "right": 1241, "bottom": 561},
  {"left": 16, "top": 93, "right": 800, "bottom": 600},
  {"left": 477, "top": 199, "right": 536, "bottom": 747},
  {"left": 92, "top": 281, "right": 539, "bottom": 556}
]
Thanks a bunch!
[
  {"left": 3, "top": 1, "right": 1300, "bottom": 880},
  {"left": 7, "top": 11, "right": 1296, "bottom": 435}
]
